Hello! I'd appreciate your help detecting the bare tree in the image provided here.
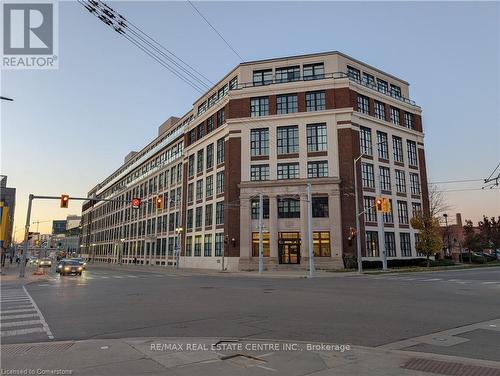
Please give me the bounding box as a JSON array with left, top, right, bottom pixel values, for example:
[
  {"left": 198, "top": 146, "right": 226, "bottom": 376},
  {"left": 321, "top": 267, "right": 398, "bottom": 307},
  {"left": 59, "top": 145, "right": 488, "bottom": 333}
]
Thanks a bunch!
[{"left": 429, "top": 184, "right": 452, "bottom": 218}]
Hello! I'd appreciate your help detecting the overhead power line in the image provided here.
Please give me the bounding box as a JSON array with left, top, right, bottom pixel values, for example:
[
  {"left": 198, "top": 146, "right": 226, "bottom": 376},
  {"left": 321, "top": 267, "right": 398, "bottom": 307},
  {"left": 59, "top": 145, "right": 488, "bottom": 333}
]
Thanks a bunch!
[
  {"left": 78, "top": 0, "right": 212, "bottom": 93},
  {"left": 187, "top": 0, "right": 244, "bottom": 62},
  {"left": 483, "top": 162, "right": 500, "bottom": 189},
  {"left": 429, "top": 178, "right": 484, "bottom": 184}
]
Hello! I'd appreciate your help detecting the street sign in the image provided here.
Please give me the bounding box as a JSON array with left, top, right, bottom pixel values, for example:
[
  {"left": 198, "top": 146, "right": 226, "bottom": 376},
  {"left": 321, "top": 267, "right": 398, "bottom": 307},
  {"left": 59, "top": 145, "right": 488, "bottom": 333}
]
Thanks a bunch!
[{"left": 131, "top": 197, "right": 141, "bottom": 209}]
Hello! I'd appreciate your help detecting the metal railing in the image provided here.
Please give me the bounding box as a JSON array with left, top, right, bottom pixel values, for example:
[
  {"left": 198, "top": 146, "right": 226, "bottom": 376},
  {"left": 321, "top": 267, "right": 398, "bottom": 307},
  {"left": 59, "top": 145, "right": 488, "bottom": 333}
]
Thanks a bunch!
[{"left": 231, "top": 71, "right": 418, "bottom": 107}]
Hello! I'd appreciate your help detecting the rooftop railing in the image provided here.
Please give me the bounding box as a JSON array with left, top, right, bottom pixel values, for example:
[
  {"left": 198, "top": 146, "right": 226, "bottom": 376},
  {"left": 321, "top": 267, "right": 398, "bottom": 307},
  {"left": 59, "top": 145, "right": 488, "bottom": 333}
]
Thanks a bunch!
[{"left": 231, "top": 71, "right": 418, "bottom": 107}]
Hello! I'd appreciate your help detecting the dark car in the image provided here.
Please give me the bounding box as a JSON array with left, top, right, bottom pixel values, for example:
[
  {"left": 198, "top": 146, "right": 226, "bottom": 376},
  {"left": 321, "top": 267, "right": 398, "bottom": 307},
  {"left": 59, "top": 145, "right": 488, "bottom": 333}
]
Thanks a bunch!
[
  {"left": 58, "top": 260, "right": 83, "bottom": 276},
  {"left": 71, "top": 258, "right": 87, "bottom": 270}
]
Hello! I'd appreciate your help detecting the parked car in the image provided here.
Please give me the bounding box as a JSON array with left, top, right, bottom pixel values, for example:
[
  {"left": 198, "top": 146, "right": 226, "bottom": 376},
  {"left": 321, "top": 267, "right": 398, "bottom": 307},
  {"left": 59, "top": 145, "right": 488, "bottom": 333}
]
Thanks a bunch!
[{"left": 58, "top": 260, "right": 83, "bottom": 276}]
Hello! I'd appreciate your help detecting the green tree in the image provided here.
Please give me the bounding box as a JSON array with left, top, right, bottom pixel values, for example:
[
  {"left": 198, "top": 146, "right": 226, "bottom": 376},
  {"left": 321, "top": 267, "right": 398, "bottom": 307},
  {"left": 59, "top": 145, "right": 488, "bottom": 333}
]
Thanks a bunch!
[
  {"left": 477, "top": 216, "right": 500, "bottom": 252},
  {"left": 410, "top": 213, "right": 443, "bottom": 267}
]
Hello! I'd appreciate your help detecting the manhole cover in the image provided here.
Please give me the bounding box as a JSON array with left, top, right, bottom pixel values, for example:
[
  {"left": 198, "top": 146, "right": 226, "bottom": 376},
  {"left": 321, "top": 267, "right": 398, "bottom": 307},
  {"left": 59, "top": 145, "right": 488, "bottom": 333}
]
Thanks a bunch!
[
  {"left": 1, "top": 342, "right": 74, "bottom": 356},
  {"left": 402, "top": 358, "right": 500, "bottom": 376}
]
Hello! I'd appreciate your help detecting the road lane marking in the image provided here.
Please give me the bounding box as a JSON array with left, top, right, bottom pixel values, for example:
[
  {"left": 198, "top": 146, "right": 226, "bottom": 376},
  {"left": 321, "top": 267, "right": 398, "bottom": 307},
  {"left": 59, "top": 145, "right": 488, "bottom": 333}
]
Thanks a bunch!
[
  {"left": 1, "top": 313, "right": 39, "bottom": 320},
  {"left": 481, "top": 281, "right": 499, "bottom": 284},
  {"left": 422, "top": 278, "right": 442, "bottom": 281},
  {"left": 1, "top": 327, "right": 45, "bottom": 337},
  {"left": 23, "top": 286, "right": 54, "bottom": 340}
]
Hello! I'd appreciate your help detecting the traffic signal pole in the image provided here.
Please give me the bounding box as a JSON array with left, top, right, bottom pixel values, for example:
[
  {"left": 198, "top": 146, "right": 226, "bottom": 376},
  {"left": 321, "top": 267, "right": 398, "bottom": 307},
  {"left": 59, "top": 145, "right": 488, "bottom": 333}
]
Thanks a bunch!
[
  {"left": 19, "top": 195, "right": 34, "bottom": 278},
  {"left": 19, "top": 194, "right": 133, "bottom": 278}
]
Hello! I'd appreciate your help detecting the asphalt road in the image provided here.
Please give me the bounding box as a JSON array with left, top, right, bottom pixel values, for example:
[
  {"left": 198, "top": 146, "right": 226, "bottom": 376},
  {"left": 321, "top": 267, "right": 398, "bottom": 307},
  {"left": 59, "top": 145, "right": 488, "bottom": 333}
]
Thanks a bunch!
[{"left": 2, "top": 266, "right": 500, "bottom": 360}]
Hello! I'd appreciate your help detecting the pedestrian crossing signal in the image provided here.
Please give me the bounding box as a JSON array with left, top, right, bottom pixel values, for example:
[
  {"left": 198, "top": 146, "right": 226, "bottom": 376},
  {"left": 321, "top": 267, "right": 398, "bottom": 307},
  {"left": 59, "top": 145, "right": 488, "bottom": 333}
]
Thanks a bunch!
[{"left": 60, "top": 194, "right": 69, "bottom": 208}]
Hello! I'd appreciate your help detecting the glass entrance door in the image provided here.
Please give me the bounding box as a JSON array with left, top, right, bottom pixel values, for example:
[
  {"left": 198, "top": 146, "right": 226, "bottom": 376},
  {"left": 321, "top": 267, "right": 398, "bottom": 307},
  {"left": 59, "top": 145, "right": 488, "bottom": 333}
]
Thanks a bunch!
[{"left": 278, "top": 232, "right": 301, "bottom": 264}]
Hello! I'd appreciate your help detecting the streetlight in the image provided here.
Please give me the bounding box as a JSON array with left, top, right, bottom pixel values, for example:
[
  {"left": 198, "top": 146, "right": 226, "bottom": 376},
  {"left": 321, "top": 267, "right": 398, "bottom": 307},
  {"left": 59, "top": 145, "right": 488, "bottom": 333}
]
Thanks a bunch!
[
  {"left": 353, "top": 141, "right": 387, "bottom": 273},
  {"left": 443, "top": 213, "right": 449, "bottom": 257},
  {"left": 175, "top": 226, "right": 183, "bottom": 269}
]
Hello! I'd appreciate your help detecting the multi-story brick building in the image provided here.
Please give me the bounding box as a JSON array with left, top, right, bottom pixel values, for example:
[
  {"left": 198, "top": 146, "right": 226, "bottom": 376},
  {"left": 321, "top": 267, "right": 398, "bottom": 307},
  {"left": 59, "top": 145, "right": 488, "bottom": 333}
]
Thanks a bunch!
[{"left": 81, "top": 51, "right": 428, "bottom": 271}]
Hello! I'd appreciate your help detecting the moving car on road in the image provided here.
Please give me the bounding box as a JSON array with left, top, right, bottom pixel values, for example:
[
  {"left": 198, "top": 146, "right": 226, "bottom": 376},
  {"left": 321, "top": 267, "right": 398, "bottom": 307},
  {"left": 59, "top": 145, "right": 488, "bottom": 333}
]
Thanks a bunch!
[
  {"left": 58, "top": 260, "right": 83, "bottom": 276},
  {"left": 71, "top": 258, "right": 87, "bottom": 270},
  {"left": 39, "top": 258, "right": 52, "bottom": 267}
]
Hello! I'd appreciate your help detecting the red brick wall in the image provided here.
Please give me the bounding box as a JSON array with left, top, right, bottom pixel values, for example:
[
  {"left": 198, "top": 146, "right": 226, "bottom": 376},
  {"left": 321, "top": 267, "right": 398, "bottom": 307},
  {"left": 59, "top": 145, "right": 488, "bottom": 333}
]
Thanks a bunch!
[
  {"left": 224, "top": 136, "right": 241, "bottom": 257},
  {"left": 227, "top": 98, "right": 250, "bottom": 119},
  {"left": 337, "top": 126, "right": 365, "bottom": 257}
]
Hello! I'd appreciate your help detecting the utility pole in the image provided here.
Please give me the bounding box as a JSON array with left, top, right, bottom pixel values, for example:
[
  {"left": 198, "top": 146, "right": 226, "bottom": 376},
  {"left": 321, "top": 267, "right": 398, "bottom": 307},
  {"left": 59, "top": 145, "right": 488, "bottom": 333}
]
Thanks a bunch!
[
  {"left": 307, "top": 183, "right": 315, "bottom": 278},
  {"left": 258, "top": 193, "right": 264, "bottom": 274},
  {"left": 20, "top": 195, "right": 34, "bottom": 278}
]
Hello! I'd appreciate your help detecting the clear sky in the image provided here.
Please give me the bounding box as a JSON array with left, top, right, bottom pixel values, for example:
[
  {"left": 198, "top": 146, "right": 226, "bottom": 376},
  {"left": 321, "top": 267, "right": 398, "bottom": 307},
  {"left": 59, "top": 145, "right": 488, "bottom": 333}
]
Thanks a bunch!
[{"left": 1, "top": 1, "right": 499, "bottom": 239}]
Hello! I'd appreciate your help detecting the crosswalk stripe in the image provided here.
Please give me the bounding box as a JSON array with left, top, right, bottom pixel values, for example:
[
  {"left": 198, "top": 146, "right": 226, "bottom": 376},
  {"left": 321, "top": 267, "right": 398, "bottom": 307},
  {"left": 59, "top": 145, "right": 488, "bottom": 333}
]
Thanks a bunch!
[
  {"left": 1, "top": 305, "right": 33, "bottom": 310},
  {"left": 1, "top": 319, "right": 42, "bottom": 328},
  {"left": 1, "top": 313, "right": 39, "bottom": 320},
  {"left": 1, "top": 327, "right": 45, "bottom": 337},
  {"left": 0, "top": 308, "right": 36, "bottom": 314},
  {"left": 1, "top": 298, "right": 30, "bottom": 302}
]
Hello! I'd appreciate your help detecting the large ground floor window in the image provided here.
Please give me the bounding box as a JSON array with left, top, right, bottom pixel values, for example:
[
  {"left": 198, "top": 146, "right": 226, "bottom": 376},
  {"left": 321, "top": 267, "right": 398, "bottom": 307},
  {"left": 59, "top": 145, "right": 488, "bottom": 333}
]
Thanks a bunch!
[
  {"left": 313, "top": 231, "right": 331, "bottom": 257},
  {"left": 252, "top": 232, "right": 270, "bottom": 257}
]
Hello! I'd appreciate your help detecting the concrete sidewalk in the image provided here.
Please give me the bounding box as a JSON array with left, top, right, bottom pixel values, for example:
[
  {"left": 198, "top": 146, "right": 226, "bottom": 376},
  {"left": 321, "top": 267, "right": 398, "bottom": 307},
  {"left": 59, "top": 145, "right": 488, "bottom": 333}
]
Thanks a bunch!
[
  {"left": 88, "top": 262, "right": 361, "bottom": 278},
  {"left": 0, "top": 263, "right": 51, "bottom": 287},
  {"left": 2, "top": 337, "right": 500, "bottom": 376}
]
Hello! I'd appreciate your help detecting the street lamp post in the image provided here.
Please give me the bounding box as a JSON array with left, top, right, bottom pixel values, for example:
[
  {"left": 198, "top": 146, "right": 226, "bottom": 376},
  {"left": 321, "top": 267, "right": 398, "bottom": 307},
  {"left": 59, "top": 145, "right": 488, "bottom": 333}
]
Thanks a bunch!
[
  {"left": 443, "top": 213, "right": 449, "bottom": 257},
  {"left": 175, "top": 227, "right": 183, "bottom": 269}
]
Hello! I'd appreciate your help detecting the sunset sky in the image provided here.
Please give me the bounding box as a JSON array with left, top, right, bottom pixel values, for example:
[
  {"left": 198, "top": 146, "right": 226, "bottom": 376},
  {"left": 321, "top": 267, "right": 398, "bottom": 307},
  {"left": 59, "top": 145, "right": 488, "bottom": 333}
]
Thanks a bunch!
[{"left": 1, "top": 1, "right": 499, "bottom": 240}]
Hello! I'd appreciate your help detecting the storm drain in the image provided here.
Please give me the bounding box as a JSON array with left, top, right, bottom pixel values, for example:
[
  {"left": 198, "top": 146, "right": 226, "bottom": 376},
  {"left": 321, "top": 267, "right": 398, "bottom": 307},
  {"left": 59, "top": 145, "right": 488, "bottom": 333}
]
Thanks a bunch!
[
  {"left": 402, "top": 358, "right": 500, "bottom": 376},
  {"left": 1, "top": 341, "right": 74, "bottom": 356}
]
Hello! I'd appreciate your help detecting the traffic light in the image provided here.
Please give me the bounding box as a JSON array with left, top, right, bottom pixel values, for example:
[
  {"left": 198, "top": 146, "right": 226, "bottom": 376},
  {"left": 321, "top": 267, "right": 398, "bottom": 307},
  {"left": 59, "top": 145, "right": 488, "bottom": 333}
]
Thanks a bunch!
[
  {"left": 348, "top": 227, "right": 357, "bottom": 241},
  {"left": 131, "top": 197, "right": 141, "bottom": 209},
  {"left": 382, "top": 198, "right": 391, "bottom": 213},
  {"left": 375, "top": 198, "right": 383, "bottom": 212},
  {"left": 155, "top": 196, "right": 163, "bottom": 210},
  {"left": 60, "top": 194, "right": 69, "bottom": 208}
]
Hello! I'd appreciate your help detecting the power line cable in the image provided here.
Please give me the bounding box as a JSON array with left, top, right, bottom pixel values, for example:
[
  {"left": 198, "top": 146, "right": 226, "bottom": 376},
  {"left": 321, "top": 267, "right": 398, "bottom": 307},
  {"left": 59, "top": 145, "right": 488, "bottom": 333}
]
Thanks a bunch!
[
  {"left": 186, "top": 0, "right": 244, "bottom": 62},
  {"left": 78, "top": 0, "right": 211, "bottom": 93}
]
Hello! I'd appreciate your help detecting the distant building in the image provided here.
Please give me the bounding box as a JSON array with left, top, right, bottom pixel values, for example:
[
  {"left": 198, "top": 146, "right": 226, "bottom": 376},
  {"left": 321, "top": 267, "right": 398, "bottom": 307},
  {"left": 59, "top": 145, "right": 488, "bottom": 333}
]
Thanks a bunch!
[
  {"left": 66, "top": 215, "right": 81, "bottom": 230},
  {"left": 0, "top": 175, "right": 16, "bottom": 262},
  {"left": 52, "top": 220, "right": 67, "bottom": 235},
  {"left": 440, "top": 213, "right": 471, "bottom": 261}
]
